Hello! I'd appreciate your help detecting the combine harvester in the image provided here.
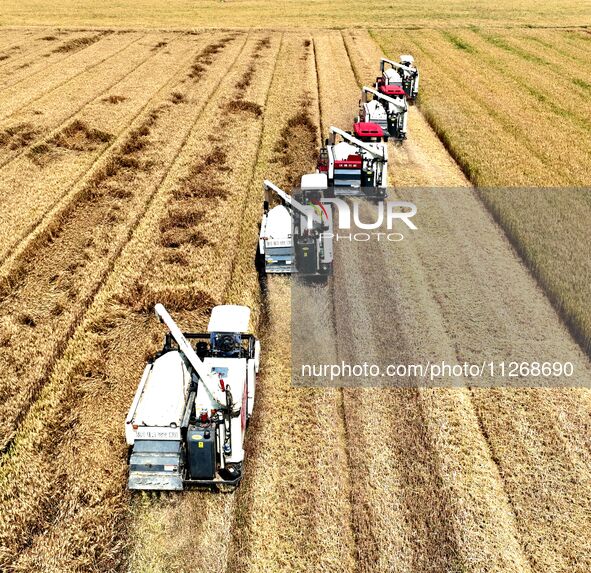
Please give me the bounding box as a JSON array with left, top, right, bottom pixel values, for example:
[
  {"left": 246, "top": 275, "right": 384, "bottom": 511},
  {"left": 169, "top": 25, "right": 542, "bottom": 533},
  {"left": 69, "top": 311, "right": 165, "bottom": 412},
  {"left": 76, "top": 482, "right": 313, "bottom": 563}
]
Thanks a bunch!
[
  {"left": 376, "top": 56, "right": 419, "bottom": 102},
  {"left": 318, "top": 126, "right": 388, "bottom": 199},
  {"left": 126, "top": 304, "right": 260, "bottom": 492},
  {"left": 358, "top": 86, "right": 408, "bottom": 142},
  {"left": 259, "top": 177, "right": 333, "bottom": 278}
]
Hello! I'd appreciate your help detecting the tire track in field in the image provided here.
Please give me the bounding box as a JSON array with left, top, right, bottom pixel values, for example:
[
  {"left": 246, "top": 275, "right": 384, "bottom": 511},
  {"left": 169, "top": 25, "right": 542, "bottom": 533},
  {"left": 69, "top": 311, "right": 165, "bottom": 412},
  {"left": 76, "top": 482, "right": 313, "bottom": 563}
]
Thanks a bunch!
[
  {"left": 0, "top": 34, "right": 201, "bottom": 279},
  {"left": 313, "top": 29, "right": 534, "bottom": 571},
  {"left": 0, "top": 33, "right": 244, "bottom": 453}
]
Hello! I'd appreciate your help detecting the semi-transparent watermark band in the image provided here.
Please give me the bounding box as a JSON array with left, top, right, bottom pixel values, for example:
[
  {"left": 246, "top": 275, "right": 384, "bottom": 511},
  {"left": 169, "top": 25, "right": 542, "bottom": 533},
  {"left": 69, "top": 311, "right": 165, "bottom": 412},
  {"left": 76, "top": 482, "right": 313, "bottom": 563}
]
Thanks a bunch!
[{"left": 288, "top": 187, "right": 591, "bottom": 388}]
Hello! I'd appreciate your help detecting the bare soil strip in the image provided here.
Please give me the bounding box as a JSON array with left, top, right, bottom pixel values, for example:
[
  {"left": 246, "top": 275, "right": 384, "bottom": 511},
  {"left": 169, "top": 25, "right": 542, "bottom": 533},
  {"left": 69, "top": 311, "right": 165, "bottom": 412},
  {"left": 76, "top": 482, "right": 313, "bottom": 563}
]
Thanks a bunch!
[{"left": 0, "top": 33, "right": 243, "bottom": 452}]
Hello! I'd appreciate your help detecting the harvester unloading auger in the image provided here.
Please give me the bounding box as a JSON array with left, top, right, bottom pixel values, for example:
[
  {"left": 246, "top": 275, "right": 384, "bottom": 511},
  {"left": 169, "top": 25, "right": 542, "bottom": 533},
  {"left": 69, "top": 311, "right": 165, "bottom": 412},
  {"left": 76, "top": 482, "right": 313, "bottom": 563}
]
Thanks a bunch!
[
  {"left": 317, "top": 126, "right": 388, "bottom": 199},
  {"left": 377, "top": 56, "right": 419, "bottom": 102},
  {"left": 126, "top": 304, "right": 260, "bottom": 492},
  {"left": 259, "top": 178, "right": 333, "bottom": 277},
  {"left": 358, "top": 86, "right": 408, "bottom": 141}
]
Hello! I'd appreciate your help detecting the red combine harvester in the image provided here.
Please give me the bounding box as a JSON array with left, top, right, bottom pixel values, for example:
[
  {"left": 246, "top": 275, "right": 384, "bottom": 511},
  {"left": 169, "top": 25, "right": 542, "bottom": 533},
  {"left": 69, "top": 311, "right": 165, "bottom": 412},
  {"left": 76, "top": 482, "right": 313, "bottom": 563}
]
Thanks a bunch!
[
  {"left": 357, "top": 86, "right": 408, "bottom": 141},
  {"left": 317, "top": 126, "right": 388, "bottom": 199},
  {"left": 376, "top": 56, "right": 419, "bottom": 102}
]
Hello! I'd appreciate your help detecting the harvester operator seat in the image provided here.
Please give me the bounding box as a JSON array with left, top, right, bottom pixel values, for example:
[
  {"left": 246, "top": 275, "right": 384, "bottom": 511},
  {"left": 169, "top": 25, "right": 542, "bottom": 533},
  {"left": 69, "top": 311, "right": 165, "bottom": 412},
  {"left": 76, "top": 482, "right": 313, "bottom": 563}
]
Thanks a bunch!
[{"left": 210, "top": 332, "right": 242, "bottom": 358}]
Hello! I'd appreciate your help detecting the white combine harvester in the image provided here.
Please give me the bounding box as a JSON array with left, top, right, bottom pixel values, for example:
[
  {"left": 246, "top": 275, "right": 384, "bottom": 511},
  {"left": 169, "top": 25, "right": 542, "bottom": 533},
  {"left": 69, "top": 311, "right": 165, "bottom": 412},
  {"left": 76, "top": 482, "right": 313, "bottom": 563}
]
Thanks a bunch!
[
  {"left": 317, "top": 126, "right": 388, "bottom": 199},
  {"left": 126, "top": 304, "right": 260, "bottom": 492},
  {"left": 259, "top": 177, "right": 333, "bottom": 278},
  {"left": 358, "top": 86, "right": 408, "bottom": 141},
  {"left": 377, "top": 56, "right": 419, "bottom": 102}
]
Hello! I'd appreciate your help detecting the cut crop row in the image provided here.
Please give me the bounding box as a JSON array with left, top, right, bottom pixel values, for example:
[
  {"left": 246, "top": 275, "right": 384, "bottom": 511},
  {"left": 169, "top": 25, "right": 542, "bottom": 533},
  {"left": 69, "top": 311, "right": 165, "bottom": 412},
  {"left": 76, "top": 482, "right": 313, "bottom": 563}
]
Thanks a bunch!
[
  {"left": 0, "top": 32, "right": 243, "bottom": 453},
  {"left": 0, "top": 31, "right": 283, "bottom": 573}
]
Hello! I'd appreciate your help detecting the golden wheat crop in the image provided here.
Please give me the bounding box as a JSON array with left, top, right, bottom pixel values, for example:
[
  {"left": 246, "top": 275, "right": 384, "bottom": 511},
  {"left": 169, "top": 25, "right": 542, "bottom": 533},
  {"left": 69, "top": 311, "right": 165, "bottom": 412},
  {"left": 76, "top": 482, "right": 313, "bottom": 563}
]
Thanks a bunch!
[
  {"left": 374, "top": 28, "right": 591, "bottom": 357},
  {"left": 1, "top": 0, "right": 590, "bottom": 28},
  {"left": 0, "top": 21, "right": 590, "bottom": 573}
]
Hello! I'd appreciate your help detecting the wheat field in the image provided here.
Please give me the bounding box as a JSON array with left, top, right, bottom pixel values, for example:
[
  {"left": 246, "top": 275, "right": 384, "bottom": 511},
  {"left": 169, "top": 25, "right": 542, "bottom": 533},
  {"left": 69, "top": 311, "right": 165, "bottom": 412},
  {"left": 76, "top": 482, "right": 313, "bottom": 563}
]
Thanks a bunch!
[{"left": 0, "top": 8, "right": 590, "bottom": 573}]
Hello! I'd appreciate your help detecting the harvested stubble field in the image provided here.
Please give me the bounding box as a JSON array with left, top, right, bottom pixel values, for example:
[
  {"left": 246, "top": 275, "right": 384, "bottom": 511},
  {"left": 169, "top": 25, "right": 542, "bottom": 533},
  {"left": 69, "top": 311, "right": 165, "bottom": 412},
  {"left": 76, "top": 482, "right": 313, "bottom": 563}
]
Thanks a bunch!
[{"left": 0, "top": 21, "right": 590, "bottom": 573}]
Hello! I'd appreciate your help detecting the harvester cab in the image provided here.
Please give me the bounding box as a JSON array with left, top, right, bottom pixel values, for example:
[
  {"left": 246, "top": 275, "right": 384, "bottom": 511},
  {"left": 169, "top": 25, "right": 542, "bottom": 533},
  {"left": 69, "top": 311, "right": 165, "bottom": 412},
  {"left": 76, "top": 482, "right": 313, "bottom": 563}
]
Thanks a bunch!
[
  {"left": 259, "top": 177, "right": 333, "bottom": 278},
  {"left": 358, "top": 86, "right": 408, "bottom": 141},
  {"left": 125, "top": 304, "right": 260, "bottom": 492},
  {"left": 317, "top": 126, "right": 388, "bottom": 199},
  {"left": 377, "top": 56, "right": 419, "bottom": 102}
]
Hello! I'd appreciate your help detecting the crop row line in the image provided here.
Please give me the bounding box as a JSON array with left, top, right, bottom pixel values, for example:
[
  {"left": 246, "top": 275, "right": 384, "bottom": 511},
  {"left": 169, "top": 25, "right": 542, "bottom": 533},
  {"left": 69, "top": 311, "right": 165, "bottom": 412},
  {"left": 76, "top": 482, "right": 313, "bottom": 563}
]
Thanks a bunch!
[
  {"left": 0, "top": 33, "right": 246, "bottom": 453},
  {"left": 0, "top": 34, "right": 156, "bottom": 173}
]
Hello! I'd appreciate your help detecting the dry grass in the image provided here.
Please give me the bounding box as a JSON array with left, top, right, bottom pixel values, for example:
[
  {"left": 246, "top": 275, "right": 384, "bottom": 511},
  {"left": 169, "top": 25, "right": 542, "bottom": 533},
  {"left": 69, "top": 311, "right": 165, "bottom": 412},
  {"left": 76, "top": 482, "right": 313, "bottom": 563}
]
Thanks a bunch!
[
  {"left": 226, "top": 99, "right": 263, "bottom": 116},
  {"left": 49, "top": 119, "right": 113, "bottom": 151},
  {"left": 189, "top": 36, "right": 235, "bottom": 79},
  {"left": 271, "top": 109, "right": 317, "bottom": 187},
  {"left": 0, "top": 122, "right": 38, "bottom": 149},
  {"left": 169, "top": 90, "right": 187, "bottom": 104},
  {"left": 0, "top": 33, "right": 141, "bottom": 123},
  {"left": 152, "top": 40, "right": 168, "bottom": 50},
  {"left": 102, "top": 94, "right": 127, "bottom": 104}
]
